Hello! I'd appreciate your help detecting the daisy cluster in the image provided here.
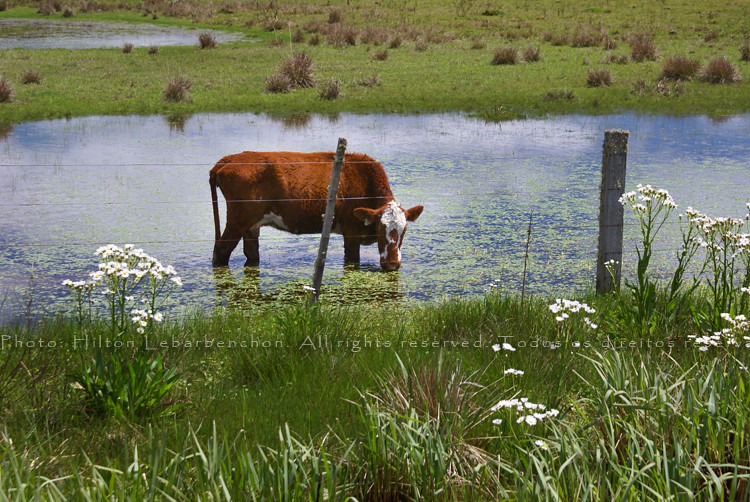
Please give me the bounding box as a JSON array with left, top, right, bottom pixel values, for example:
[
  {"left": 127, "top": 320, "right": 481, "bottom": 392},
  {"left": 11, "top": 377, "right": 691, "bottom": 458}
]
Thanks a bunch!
[
  {"left": 684, "top": 207, "right": 748, "bottom": 253},
  {"left": 688, "top": 313, "right": 749, "bottom": 351},
  {"left": 131, "top": 309, "right": 164, "bottom": 334},
  {"left": 619, "top": 184, "right": 677, "bottom": 212},
  {"left": 549, "top": 298, "right": 597, "bottom": 328},
  {"left": 491, "top": 397, "right": 560, "bottom": 426}
]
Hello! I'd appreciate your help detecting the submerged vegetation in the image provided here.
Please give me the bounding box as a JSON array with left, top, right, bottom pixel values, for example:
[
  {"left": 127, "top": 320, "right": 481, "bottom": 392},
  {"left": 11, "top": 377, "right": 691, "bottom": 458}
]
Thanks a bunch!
[
  {"left": 0, "top": 0, "right": 748, "bottom": 122},
  {"left": 2, "top": 186, "right": 750, "bottom": 498}
]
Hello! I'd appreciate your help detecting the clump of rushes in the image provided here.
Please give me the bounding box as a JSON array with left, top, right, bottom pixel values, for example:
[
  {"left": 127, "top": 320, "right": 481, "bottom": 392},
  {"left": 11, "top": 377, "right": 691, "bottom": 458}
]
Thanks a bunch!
[
  {"left": 629, "top": 33, "right": 657, "bottom": 62},
  {"left": 318, "top": 78, "right": 340, "bottom": 100},
  {"left": 701, "top": 56, "right": 742, "bottom": 83},
  {"left": 491, "top": 46, "right": 518, "bottom": 65},
  {"left": 0, "top": 76, "right": 13, "bottom": 102},
  {"left": 122, "top": 43, "right": 134, "bottom": 53},
  {"left": 327, "top": 7, "right": 342, "bottom": 23},
  {"left": 600, "top": 54, "right": 628, "bottom": 64},
  {"left": 470, "top": 39, "right": 486, "bottom": 50},
  {"left": 279, "top": 52, "right": 315, "bottom": 88},
  {"left": 543, "top": 88, "right": 575, "bottom": 101},
  {"left": 327, "top": 25, "right": 357, "bottom": 47},
  {"left": 62, "top": 6, "right": 74, "bottom": 16},
  {"left": 360, "top": 26, "right": 388, "bottom": 45},
  {"left": 355, "top": 74, "right": 380, "bottom": 87},
  {"left": 264, "top": 73, "right": 292, "bottom": 93},
  {"left": 388, "top": 35, "right": 402, "bottom": 49},
  {"left": 570, "top": 25, "right": 602, "bottom": 47},
  {"left": 148, "top": 45, "right": 159, "bottom": 54},
  {"left": 163, "top": 76, "right": 192, "bottom": 102},
  {"left": 661, "top": 55, "right": 700, "bottom": 80},
  {"left": 522, "top": 45, "right": 540, "bottom": 62},
  {"left": 267, "top": 38, "right": 284, "bottom": 47},
  {"left": 414, "top": 39, "right": 428, "bottom": 51},
  {"left": 21, "top": 70, "right": 41, "bottom": 84},
  {"left": 741, "top": 41, "right": 750, "bottom": 61},
  {"left": 372, "top": 49, "right": 388, "bottom": 61},
  {"left": 308, "top": 34, "right": 320, "bottom": 46},
  {"left": 292, "top": 29, "right": 305, "bottom": 43},
  {"left": 586, "top": 68, "right": 613, "bottom": 87},
  {"left": 198, "top": 32, "right": 217, "bottom": 49}
]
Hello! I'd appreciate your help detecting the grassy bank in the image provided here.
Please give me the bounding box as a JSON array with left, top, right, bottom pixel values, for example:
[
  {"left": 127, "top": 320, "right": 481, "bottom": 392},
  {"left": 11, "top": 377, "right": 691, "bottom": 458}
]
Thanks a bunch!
[{"left": 0, "top": 0, "right": 749, "bottom": 123}]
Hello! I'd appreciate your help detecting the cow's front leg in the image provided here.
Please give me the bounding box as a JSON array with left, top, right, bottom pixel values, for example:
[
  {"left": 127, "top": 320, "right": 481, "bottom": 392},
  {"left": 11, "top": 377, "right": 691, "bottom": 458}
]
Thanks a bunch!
[
  {"left": 344, "top": 236, "right": 361, "bottom": 265},
  {"left": 243, "top": 228, "right": 260, "bottom": 267}
]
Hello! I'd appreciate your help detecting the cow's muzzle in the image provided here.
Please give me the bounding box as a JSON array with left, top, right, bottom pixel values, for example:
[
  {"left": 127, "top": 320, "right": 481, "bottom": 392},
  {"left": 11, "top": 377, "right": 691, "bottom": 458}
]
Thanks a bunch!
[{"left": 381, "top": 261, "right": 401, "bottom": 272}]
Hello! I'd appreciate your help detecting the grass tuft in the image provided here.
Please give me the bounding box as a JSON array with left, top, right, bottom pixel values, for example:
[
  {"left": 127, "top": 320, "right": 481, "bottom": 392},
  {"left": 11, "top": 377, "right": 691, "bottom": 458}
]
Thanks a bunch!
[
  {"left": 355, "top": 74, "right": 380, "bottom": 87},
  {"left": 470, "top": 39, "right": 486, "bottom": 50},
  {"left": 522, "top": 45, "right": 540, "bottom": 62},
  {"left": 0, "top": 75, "right": 13, "bottom": 102},
  {"left": 148, "top": 45, "right": 159, "bottom": 55},
  {"left": 198, "top": 32, "right": 217, "bottom": 49},
  {"left": 600, "top": 53, "right": 629, "bottom": 64},
  {"left": 586, "top": 68, "right": 613, "bottom": 87},
  {"left": 372, "top": 49, "right": 389, "bottom": 61},
  {"left": 278, "top": 52, "right": 315, "bottom": 88},
  {"left": 629, "top": 33, "right": 657, "bottom": 62},
  {"left": 21, "top": 70, "right": 41, "bottom": 84},
  {"left": 740, "top": 41, "right": 749, "bottom": 61},
  {"left": 700, "top": 56, "right": 742, "bottom": 83},
  {"left": 491, "top": 46, "right": 518, "bottom": 65},
  {"left": 307, "top": 34, "right": 320, "bottom": 46},
  {"left": 62, "top": 6, "right": 74, "bottom": 17},
  {"left": 388, "top": 35, "right": 402, "bottom": 49},
  {"left": 163, "top": 76, "right": 192, "bottom": 102},
  {"left": 264, "top": 73, "right": 292, "bottom": 93},
  {"left": 661, "top": 55, "right": 700, "bottom": 80},
  {"left": 570, "top": 25, "right": 603, "bottom": 47},
  {"left": 327, "top": 7, "right": 342, "bottom": 24},
  {"left": 122, "top": 43, "right": 134, "bottom": 54},
  {"left": 543, "top": 88, "right": 575, "bottom": 101},
  {"left": 327, "top": 25, "right": 358, "bottom": 47},
  {"left": 318, "top": 78, "right": 340, "bottom": 100},
  {"left": 291, "top": 29, "right": 304, "bottom": 44}
]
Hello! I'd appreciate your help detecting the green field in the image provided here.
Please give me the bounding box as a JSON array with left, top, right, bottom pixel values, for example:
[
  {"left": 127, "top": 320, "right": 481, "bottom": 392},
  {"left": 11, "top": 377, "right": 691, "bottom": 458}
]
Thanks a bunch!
[{"left": 0, "top": 0, "right": 749, "bottom": 123}]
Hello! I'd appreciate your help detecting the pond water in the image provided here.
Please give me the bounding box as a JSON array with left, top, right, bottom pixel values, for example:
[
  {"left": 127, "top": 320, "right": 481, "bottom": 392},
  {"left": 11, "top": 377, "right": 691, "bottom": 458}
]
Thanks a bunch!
[
  {"left": 0, "top": 18, "right": 246, "bottom": 49},
  {"left": 0, "top": 112, "right": 748, "bottom": 318}
]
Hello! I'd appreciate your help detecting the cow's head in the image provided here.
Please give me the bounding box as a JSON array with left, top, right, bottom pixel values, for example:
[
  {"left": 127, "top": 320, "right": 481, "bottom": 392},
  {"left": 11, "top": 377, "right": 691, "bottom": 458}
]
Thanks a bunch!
[{"left": 354, "top": 201, "right": 424, "bottom": 271}]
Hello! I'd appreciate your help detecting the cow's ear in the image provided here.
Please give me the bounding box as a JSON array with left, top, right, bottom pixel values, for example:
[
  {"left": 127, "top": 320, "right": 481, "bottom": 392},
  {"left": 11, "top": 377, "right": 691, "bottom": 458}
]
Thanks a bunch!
[
  {"left": 404, "top": 205, "right": 424, "bottom": 222},
  {"left": 353, "top": 207, "right": 379, "bottom": 226}
]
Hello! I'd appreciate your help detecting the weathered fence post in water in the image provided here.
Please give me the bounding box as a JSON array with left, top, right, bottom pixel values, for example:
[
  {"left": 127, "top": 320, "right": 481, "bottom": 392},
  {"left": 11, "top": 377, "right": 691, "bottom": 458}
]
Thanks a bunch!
[
  {"left": 310, "top": 137, "right": 347, "bottom": 304},
  {"left": 596, "top": 129, "right": 629, "bottom": 295}
]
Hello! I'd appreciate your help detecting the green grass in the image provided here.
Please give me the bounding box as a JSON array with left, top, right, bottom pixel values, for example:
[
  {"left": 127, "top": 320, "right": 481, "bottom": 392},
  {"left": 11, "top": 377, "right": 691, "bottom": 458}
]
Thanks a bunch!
[{"left": 0, "top": 0, "right": 748, "bottom": 123}]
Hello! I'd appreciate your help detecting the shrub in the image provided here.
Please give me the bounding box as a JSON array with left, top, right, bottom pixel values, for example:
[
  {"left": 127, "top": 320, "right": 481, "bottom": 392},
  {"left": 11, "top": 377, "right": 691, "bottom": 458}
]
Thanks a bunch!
[
  {"left": 740, "top": 41, "right": 749, "bottom": 61},
  {"left": 318, "top": 78, "right": 340, "bottom": 100},
  {"left": 522, "top": 45, "right": 540, "bottom": 62},
  {"left": 279, "top": 52, "right": 315, "bottom": 88},
  {"left": 661, "top": 55, "right": 700, "bottom": 80},
  {"left": 629, "top": 33, "right": 657, "bottom": 62},
  {"left": 264, "top": 73, "right": 292, "bottom": 93},
  {"left": 122, "top": 43, "right": 134, "bottom": 53},
  {"left": 292, "top": 29, "right": 304, "bottom": 43},
  {"left": 163, "top": 76, "right": 192, "bottom": 102},
  {"left": 388, "top": 35, "right": 402, "bottom": 49},
  {"left": 700, "top": 56, "right": 741, "bottom": 83},
  {"left": 372, "top": 49, "right": 388, "bottom": 61},
  {"left": 491, "top": 46, "right": 518, "bottom": 65},
  {"left": 198, "top": 32, "right": 217, "bottom": 49},
  {"left": 0, "top": 76, "right": 13, "bottom": 102},
  {"left": 21, "top": 70, "right": 41, "bottom": 84},
  {"left": 586, "top": 68, "right": 613, "bottom": 86},
  {"left": 148, "top": 45, "right": 159, "bottom": 54}
]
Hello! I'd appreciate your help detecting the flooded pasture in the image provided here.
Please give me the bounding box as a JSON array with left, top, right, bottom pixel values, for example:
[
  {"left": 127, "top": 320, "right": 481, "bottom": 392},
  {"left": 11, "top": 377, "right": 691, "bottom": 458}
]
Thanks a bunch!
[
  {"left": 0, "top": 18, "right": 246, "bottom": 49},
  {"left": 0, "top": 112, "right": 748, "bottom": 318}
]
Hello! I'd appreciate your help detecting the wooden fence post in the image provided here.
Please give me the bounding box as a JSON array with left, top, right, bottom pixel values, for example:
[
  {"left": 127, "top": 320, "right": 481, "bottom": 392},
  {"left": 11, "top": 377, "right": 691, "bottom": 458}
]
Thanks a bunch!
[
  {"left": 596, "top": 129, "right": 628, "bottom": 294},
  {"left": 310, "top": 137, "right": 347, "bottom": 304}
]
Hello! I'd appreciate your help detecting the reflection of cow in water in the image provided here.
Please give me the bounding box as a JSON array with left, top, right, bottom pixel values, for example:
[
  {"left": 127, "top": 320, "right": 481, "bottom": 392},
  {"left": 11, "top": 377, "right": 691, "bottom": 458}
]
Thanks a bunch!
[{"left": 210, "top": 151, "right": 423, "bottom": 271}]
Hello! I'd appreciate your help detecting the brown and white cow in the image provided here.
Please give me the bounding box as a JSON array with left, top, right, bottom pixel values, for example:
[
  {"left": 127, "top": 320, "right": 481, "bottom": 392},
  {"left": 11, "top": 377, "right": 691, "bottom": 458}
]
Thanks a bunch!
[{"left": 210, "top": 151, "right": 423, "bottom": 271}]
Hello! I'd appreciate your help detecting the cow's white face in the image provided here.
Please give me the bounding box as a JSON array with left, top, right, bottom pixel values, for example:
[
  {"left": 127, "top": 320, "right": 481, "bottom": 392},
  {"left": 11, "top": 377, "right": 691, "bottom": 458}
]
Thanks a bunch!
[{"left": 354, "top": 201, "right": 423, "bottom": 271}]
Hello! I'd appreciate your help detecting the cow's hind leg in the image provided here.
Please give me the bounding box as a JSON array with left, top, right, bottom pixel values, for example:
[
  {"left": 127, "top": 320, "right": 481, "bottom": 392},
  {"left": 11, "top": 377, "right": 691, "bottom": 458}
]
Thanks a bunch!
[
  {"left": 243, "top": 228, "right": 260, "bottom": 267},
  {"left": 344, "top": 236, "right": 361, "bottom": 265},
  {"left": 212, "top": 225, "right": 243, "bottom": 267}
]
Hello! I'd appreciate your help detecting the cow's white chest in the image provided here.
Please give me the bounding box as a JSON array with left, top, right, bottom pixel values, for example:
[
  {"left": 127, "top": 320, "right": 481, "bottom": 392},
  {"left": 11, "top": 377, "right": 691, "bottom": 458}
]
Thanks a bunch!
[{"left": 253, "top": 212, "right": 290, "bottom": 231}]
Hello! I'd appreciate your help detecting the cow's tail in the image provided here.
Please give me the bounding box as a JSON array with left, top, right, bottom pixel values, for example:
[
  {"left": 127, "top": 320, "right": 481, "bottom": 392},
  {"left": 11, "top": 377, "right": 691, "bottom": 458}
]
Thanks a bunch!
[{"left": 210, "top": 169, "right": 221, "bottom": 241}]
